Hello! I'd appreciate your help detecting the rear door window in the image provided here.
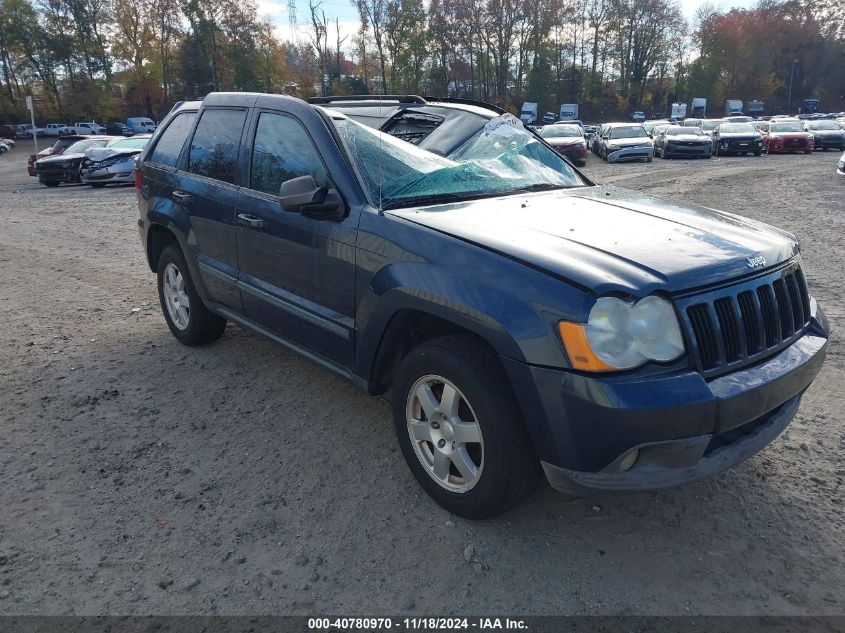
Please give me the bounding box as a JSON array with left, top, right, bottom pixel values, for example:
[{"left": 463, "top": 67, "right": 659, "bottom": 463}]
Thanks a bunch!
[
  {"left": 249, "top": 112, "right": 328, "bottom": 196},
  {"left": 148, "top": 112, "right": 196, "bottom": 168},
  {"left": 188, "top": 109, "right": 247, "bottom": 184}
]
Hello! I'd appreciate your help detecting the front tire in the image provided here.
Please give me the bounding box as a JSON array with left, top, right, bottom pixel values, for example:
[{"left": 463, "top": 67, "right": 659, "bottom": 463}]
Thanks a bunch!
[
  {"left": 156, "top": 244, "right": 226, "bottom": 346},
  {"left": 392, "top": 335, "right": 538, "bottom": 519}
]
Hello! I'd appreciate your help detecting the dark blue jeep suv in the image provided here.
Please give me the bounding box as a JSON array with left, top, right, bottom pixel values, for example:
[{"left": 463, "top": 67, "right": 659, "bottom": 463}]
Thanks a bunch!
[{"left": 136, "top": 93, "right": 828, "bottom": 518}]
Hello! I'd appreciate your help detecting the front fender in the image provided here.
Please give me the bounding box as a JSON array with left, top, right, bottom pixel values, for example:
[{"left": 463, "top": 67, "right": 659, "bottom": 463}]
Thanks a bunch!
[{"left": 354, "top": 256, "right": 587, "bottom": 383}]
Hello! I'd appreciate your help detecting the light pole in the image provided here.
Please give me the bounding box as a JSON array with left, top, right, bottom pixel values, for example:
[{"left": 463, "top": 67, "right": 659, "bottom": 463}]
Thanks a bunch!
[{"left": 787, "top": 58, "right": 798, "bottom": 115}]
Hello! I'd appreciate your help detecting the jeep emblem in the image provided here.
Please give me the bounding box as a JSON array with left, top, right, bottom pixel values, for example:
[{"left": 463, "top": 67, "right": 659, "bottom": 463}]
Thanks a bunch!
[{"left": 746, "top": 255, "right": 767, "bottom": 269}]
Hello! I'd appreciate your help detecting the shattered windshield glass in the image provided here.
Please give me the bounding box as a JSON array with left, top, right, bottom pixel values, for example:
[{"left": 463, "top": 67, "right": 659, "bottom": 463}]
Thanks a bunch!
[{"left": 328, "top": 110, "right": 587, "bottom": 210}]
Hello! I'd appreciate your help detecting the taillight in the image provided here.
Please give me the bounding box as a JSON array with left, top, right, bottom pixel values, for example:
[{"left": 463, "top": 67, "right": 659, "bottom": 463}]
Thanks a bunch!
[{"left": 134, "top": 158, "right": 143, "bottom": 193}]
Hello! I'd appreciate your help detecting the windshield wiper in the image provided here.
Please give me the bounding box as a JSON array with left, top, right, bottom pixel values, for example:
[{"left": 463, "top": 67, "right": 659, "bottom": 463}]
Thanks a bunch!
[
  {"left": 506, "top": 183, "right": 572, "bottom": 193},
  {"left": 381, "top": 191, "right": 495, "bottom": 210}
]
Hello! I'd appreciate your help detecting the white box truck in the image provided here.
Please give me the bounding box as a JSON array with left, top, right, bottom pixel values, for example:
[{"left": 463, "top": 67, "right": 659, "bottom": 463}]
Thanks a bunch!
[
  {"left": 519, "top": 102, "right": 538, "bottom": 125},
  {"left": 559, "top": 103, "right": 579, "bottom": 121},
  {"left": 691, "top": 98, "right": 707, "bottom": 117},
  {"left": 670, "top": 103, "right": 687, "bottom": 120},
  {"left": 725, "top": 100, "right": 743, "bottom": 116}
]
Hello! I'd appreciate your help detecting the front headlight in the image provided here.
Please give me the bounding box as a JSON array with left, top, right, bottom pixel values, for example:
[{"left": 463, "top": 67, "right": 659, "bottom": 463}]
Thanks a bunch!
[{"left": 559, "top": 296, "right": 685, "bottom": 371}]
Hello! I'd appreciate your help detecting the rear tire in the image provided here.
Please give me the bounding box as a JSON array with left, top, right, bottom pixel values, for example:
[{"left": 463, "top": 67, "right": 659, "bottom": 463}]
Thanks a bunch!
[
  {"left": 89, "top": 183, "right": 106, "bottom": 188},
  {"left": 392, "top": 335, "right": 538, "bottom": 519},
  {"left": 156, "top": 244, "right": 226, "bottom": 346},
  {"left": 43, "top": 181, "right": 59, "bottom": 187}
]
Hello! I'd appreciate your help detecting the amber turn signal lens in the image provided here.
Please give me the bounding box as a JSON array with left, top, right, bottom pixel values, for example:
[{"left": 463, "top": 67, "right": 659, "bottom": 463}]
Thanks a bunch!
[{"left": 558, "top": 322, "right": 615, "bottom": 372}]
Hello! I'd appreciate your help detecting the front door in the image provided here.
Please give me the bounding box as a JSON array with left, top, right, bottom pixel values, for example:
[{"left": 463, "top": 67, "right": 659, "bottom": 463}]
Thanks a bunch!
[{"left": 235, "top": 109, "right": 357, "bottom": 370}]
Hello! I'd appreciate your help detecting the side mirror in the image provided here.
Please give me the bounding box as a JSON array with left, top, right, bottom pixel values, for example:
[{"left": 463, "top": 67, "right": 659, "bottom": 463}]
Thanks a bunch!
[{"left": 279, "top": 175, "right": 345, "bottom": 220}]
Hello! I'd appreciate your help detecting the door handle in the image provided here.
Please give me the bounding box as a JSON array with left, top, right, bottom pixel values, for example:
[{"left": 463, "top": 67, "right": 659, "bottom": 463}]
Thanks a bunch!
[
  {"left": 172, "top": 190, "right": 192, "bottom": 205},
  {"left": 237, "top": 213, "right": 266, "bottom": 230}
]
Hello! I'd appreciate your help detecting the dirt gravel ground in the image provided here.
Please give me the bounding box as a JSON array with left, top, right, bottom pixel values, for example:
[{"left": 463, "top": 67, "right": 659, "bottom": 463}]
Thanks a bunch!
[{"left": 0, "top": 143, "right": 843, "bottom": 616}]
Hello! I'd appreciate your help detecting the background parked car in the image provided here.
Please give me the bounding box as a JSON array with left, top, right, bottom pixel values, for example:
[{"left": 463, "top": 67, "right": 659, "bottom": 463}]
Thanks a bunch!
[
  {"left": 538, "top": 124, "right": 587, "bottom": 166},
  {"left": 682, "top": 118, "right": 702, "bottom": 128},
  {"left": 125, "top": 117, "right": 157, "bottom": 134},
  {"left": 760, "top": 120, "right": 814, "bottom": 154},
  {"left": 643, "top": 119, "right": 670, "bottom": 137},
  {"left": 0, "top": 140, "right": 10, "bottom": 154},
  {"left": 712, "top": 122, "right": 764, "bottom": 156},
  {"left": 81, "top": 134, "right": 151, "bottom": 186},
  {"left": 35, "top": 137, "right": 115, "bottom": 186},
  {"left": 598, "top": 123, "right": 653, "bottom": 162},
  {"left": 654, "top": 125, "right": 712, "bottom": 158},
  {"left": 803, "top": 120, "right": 845, "bottom": 151},
  {"left": 26, "top": 135, "right": 91, "bottom": 176},
  {"left": 106, "top": 121, "right": 132, "bottom": 136},
  {"left": 0, "top": 124, "right": 29, "bottom": 139},
  {"left": 699, "top": 118, "right": 724, "bottom": 136}
]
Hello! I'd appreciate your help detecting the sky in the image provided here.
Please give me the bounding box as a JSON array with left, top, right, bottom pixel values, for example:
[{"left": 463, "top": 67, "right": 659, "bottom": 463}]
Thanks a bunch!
[{"left": 256, "top": 0, "right": 761, "bottom": 45}]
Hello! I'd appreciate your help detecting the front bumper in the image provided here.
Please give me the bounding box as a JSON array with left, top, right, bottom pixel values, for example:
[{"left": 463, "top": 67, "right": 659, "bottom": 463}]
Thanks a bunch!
[
  {"left": 664, "top": 142, "right": 711, "bottom": 157},
  {"left": 502, "top": 302, "right": 828, "bottom": 495},
  {"left": 768, "top": 140, "right": 812, "bottom": 153},
  {"left": 37, "top": 164, "right": 81, "bottom": 183},
  {"left": 607, "top": 146, "right": 653, "bottom": 162},
  {"left": 813, "top": 137, "right": 845, "bottom": 150},
  {"left": 717, "top": 140, "right": 763, "bottom": 154},
  {"left": 81, "top": 166, "right": 135, "bottom": 184}
]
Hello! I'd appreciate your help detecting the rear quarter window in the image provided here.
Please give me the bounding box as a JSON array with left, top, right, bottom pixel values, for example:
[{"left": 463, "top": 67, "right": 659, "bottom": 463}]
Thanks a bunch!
[{"left": 148, "top": 112, "right": 196, "bottom": 168}]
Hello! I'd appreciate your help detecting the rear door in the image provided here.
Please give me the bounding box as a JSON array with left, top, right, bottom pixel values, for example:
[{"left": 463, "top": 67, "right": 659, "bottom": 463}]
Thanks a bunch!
[
  {"left": 175, "top": 107, "right": 249, "bottom": 311},
  {"left": 234, "top": 107, "right": 358, "bottom": 370}
]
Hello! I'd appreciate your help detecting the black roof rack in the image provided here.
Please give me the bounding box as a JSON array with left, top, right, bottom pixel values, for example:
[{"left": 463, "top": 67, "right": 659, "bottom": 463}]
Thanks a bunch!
[
  {"left": 422, "top": 96, "right": 507, "bottom": 115},
  {"left": 307, "top": 95, "right": 427, "bottom": 105}
]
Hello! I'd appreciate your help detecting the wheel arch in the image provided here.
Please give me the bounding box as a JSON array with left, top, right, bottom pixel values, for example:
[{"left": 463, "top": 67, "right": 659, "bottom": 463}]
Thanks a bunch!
[
  {"left": 145, "top": 222, "right": 179, "bottom": 272},
  {"left": 364, "top": 307, "right": 508, "bottom": 395}
]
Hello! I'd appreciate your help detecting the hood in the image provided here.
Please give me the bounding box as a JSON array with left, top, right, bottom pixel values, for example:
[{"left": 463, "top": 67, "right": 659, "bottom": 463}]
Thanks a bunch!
[
  {"left": 38, "top": 152, "right": 86, "bottom": 164},
  {"left": 666, "top": 134, "right": 711, "bottom": 142},
  {"left": 387, "top": 185, "right": 799, "bottom": 295},
  {"left": 717, "top": 132, "right": 762, "bottom": 140},
  {"left": 810, "top": 129, "right": 845, "bottom": 138},
  {"left": 769, "top": 131, "right": 811, "bottom": 139},
  {"left": 606, "top": 137, "right": 651, "bottom": 147},
  {"left": 85, "top": 147, "right": 143, "bottom": 162},
  {"left": 546, "top": 137, "right": 585, "bottom": 147}
]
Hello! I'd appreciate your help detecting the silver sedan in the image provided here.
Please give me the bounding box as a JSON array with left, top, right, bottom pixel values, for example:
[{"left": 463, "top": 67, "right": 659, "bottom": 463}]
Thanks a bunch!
[{"left": 80, "top": 135, "right": 151, "bottom": 187}]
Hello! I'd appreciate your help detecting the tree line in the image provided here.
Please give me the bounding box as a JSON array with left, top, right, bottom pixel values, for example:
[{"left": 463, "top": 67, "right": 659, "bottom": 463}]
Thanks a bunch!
[{"left": 0, "top": 0, "right": 843, "bottom": 125}]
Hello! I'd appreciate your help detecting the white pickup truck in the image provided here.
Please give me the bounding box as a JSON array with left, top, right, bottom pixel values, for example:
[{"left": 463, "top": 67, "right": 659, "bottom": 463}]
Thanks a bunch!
[
  {"left": 72, "top": 122, "right": 107, "bottom": 135},
  {"left": 40, "top": 123, "right": 72, "bottom": 137}
]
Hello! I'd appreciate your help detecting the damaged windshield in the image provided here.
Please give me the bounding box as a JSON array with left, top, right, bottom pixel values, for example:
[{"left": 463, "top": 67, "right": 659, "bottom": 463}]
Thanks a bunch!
[{"left": 328, "top": 110, "right": 587, "bottom": 210}]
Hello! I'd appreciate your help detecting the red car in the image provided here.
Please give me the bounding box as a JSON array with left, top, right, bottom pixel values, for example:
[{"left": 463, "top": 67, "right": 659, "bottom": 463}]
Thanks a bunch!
[
  {"left": 27, "top": 135, "right": 92, "bottom": 176},
  {"left": 538, "top": 123, "right": 588, "bottom": 166},
  {"left": 759, "top": 119, "right": 814, "bottom": 154}
]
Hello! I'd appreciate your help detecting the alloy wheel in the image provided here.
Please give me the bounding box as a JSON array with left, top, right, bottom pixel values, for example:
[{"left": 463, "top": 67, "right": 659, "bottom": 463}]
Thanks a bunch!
[
  {"left": 162, "top": 263, "right": 191, "bottom": 330},
  {"left": 405, "top": 374, "right": 484, "bottom": 493}
]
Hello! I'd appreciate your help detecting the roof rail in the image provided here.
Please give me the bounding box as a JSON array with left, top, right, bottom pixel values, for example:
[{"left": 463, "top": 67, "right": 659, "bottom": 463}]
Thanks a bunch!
[
  {"left": 422, "top": 96, "right": 507, "bottom": 115},
  {"left": 307, "top": 95, "right": 427, "bottom": 105}
]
